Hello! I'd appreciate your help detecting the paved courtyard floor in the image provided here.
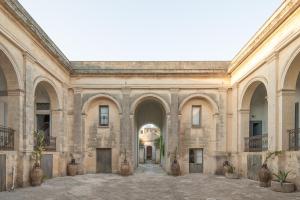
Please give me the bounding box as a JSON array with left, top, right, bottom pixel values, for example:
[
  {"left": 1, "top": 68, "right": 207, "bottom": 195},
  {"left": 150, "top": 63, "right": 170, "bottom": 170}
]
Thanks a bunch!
[{"left": 1, "top": 163, "right": 300, "bottom": 200}]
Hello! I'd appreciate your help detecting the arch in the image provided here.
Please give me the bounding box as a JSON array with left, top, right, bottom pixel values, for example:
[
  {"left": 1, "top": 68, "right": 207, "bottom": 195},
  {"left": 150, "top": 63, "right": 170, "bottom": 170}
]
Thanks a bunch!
[
  {"left": 240, "top": 77, "right": 268, "bottom": 110},
  {"left": 0, "top": 44, "right": 22, "bottom": 90},
  {"left": 281, "top": 45, "right": 300, "bottom": 90},
  {"left": 82, "top": 93, "right": 122, "bottom": 114},
  {"left": 33, "top": 76, "right": 61, "bottom": 110},
  {"left": 179, "top": 93, "right": 219, "bottom": 115},
  {"left": 130, "top": 93, "right": 170, "bottom": 115}
]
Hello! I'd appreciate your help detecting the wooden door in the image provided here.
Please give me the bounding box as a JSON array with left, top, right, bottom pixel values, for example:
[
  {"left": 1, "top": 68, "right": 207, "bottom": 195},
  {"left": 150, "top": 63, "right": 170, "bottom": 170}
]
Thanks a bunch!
[
  {"left": 96, "top": 148, "right": 112, "bottom": 173},
  {"left": 41, "top": 154, "right": 53, "bottom": 179},
  {"left": 0, "top": 155, "right": 6, "bottom": 191},
  {"left": 189, "top": 149, "right": 203, "bottom": 173},
  {"left": 146, "top": 146, "right": 152, "bottom": 160}
]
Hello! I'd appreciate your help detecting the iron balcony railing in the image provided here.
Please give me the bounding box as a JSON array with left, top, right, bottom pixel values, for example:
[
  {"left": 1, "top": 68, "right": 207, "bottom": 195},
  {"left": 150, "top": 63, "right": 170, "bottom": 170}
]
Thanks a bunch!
[
  {"left": 0, "top": 125, "right": 14, "bottom": 150},
  {"left": 288, "top": 129, "right": 300, "bottom": 151},
  {"left": 244, "top": 134, "right": 268, "bottom": 152}
]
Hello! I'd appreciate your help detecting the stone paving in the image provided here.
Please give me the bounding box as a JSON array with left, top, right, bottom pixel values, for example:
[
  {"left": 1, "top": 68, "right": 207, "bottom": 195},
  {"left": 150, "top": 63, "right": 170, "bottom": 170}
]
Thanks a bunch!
[{"left": 1, "top": 164, "right": 300, "bottom": 200}]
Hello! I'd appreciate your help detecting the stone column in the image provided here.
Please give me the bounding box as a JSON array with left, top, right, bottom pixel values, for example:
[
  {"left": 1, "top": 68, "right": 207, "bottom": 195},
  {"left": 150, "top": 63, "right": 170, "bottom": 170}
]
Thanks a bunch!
[
  {"left": 168, "top": 89, "right": 179, "bottom": 171},
  {"left": 51, "top": 109, "right": 63, "bottom": 152},
  {"left": 120, "top": 88, "right": 132, "bottom": 166},
  {"left": 278, "top": 89, "right": 295, "bottom": 150},
  {"left": 73, "top": 88, "right": 83, "bottom": 155},
  {"left": 238, "top": 109, "right": 250, "bottom": 152}
]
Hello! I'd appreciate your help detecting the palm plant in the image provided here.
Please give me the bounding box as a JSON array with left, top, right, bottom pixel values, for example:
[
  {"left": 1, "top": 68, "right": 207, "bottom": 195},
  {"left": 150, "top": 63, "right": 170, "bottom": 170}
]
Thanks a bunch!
[
  {"left": 273, "top": 170, "right": 291, "bottom": 185},
  {"left": 32, "top": 130, "right": 45, "bottom": 168}
]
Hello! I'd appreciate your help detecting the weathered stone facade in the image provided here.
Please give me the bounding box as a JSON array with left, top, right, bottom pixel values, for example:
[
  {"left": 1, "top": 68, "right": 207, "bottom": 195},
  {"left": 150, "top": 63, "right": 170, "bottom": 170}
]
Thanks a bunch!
[{"left": 1, "top": 0, "right": 300, "bottom": 191}]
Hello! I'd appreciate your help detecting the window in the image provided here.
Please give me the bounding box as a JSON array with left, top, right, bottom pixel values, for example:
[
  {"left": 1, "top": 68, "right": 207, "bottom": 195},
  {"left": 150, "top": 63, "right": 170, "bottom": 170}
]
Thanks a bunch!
[
  {"left": 99, "top": 105, "right": 109, "bottom": 126},
  {"left": 192, "top": 106, "right": 201, "bottom": 127}
]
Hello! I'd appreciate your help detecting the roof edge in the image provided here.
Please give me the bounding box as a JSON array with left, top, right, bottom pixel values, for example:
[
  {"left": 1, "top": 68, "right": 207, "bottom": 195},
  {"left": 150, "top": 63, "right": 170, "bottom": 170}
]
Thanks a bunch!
[
  {"left": 1, "top": 0, "right": 73, "bottom": 72},
  {"left": 228, "top": 0, "right": 300, "bottom": 74}
]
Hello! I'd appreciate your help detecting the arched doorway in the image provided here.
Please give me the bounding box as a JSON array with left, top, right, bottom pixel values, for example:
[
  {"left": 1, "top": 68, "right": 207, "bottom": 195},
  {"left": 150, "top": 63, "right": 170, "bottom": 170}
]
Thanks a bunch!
[
  {"left": 0, "top": 49, "right": 20, "bottom": 151},
  {"left": 139, "top": 124, "right": 161, "bottom": 164},
  {"left": 241, "top": 81, "right": 268, "bottom": 152},
  {"left": 34, "top": 81, "right": 60, "bottom": 151},
  {"left": 133, "top": 98, "right": 167, "bottom": 169},
  {"left": 281, "top": 50, "right": 300, "bottom": 150}
]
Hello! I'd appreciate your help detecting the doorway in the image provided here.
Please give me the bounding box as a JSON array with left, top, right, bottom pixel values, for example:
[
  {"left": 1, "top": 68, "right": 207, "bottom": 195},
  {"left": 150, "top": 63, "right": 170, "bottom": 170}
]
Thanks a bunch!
[
  {"left": 146, "top": 146, "right": 152, "bottom": 160},
  {"left": 189, "top": 148, "right": 203, "bottom": 173},
  {"left": 96, "top": 148, "right": 112, "bottom": 173}
]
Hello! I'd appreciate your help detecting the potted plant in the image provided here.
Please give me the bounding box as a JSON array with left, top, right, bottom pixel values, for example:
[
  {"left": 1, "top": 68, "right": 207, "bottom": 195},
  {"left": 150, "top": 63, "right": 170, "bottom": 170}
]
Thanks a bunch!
[
  {"left": 258, "top": 151, "right": 282, "bottom": 187},
  {"left": 67, "top": 154, "right": 77, "bottom": 176},
  {"left": 120, "top": 149, "right": 131, "bottom": 176},
  {"left": 170, "top": 147, "right": 180, "bottom": 176},
  {"left": 30, "top": 130, "right": 45, "bottom": 186},
  {"left": 223, "top": 161, "right": 239, "bottom": 179},
  {"left": 271, "top": 170, "right": 295, "bottom": 193}
]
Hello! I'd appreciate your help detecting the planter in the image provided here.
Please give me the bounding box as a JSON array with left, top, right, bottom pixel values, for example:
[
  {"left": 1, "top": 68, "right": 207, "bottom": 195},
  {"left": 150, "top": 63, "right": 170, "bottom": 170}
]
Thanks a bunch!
[
  {"left": 271, "top": 181, "right": 295, "bottom": 193},
  {"left": 225, "top": 172, "right": 239, "bottom": 179},
  {"left": 67, "top": 163, "right": 77, "bottom": 176},
  {"left": 171, "top": 160, "right": 180, "bottom": 176},
  {"left": 258, "top": 164, "right": 272, "bottom": 187},
  {"left": 120, "top": 160, "right": 131, "bottom": 176},
  {"left": 30, "top": 167, "right": 44, "bottom": 186}
]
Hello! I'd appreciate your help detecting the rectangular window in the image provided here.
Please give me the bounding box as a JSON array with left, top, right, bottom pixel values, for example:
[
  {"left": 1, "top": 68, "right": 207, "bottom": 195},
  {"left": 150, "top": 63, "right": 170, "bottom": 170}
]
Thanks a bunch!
[
  {"left": 99, "top": 105, "right": 109, "bottom": 126},
  {"left": 192, "top": 106, "right": 201, "bottom": 127}
]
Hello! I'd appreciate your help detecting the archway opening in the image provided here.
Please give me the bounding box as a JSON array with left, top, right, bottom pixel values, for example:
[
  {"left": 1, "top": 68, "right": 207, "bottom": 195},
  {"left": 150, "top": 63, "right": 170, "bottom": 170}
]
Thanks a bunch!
[
  {"left": 0, "top": 50, "right": 20, "bottom": 150},
  {"left": 134, "top": 99, "right": 166, "bottom": 168},
  {"left": 138, "top": 124, "right": 161, "bottom": 164},
  {"left": 34, "top": 81, "right": 59, "bottom": 151},
  {"left": 242, "top": 82, "right": 268, "bottom": 152}
]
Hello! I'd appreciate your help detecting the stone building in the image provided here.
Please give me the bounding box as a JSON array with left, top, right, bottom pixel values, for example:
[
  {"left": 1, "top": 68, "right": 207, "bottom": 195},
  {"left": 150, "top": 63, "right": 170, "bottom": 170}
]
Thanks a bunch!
[
  {"left": 139, "top": 125, "right": 161, "bottom": 164},
  {"left": 0, "top": 0, "right": 300, "bottom": 191}
]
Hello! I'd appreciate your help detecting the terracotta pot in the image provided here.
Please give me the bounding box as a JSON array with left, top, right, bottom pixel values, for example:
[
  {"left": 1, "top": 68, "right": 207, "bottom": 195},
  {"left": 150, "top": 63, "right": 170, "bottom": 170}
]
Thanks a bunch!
[
  {"left": 171, "top": 160, "right": 180, "bottom": 176},
  {"left": 67, "top": 164, "right": 77, "bottom": 176},
  {"left": 120, "top": 161, "right": 130, "bottom": 176},
  {"left": 271, "top": 181, "right": 295, "bottom": 193},
  {"left": 223, "top": 165, "right": 232, "bottom": 174},
  {"left": 258, "top": 164, "right": 272, "bottom": 187},
  {"left": 30, "top": 167, "right": 44, "bottom": 186}
]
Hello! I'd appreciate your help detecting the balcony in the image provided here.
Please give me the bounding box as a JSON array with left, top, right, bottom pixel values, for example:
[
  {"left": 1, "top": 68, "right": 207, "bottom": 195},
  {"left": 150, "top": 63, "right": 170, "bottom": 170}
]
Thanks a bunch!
[
  {"left": 244, "top": 134, "right": 268, "bottom": 152},
  {"left": 0, "top": 125, "right": 14, "bottom": 151},
  {"left": 288, "top": 129, "right": 300, "bottom": 151}
]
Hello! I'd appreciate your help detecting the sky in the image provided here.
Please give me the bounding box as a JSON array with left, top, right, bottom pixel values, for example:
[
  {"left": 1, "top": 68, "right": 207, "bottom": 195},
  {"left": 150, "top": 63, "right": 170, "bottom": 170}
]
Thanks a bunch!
[{"left": 19, "top": 0, "right": 282, "bottom": 61}]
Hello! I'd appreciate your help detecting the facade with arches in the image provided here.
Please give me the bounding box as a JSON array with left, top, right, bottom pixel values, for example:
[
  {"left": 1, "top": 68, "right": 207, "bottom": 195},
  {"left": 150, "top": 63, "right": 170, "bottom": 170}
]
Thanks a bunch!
[{"left": 1, "top": 0, "right": 300, "bottom": 191}]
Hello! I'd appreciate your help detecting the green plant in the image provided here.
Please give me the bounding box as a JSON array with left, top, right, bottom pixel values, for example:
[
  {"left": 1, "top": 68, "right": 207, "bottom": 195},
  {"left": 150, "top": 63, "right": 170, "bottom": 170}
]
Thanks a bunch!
[
  {"left": 273, "top": 170, "right": 291, "bottom": 185},
  {"left": 32, "top": 130, "right": 45, "bottom": 168}
]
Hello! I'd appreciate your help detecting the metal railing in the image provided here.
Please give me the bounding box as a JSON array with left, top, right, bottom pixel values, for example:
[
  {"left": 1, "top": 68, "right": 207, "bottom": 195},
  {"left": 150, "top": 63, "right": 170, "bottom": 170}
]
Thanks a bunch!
[
  {"left": 0, "top": 125, "right": 14, "bottom": 150},
  {"left": 288, "top": 129, "right": 300, "bottom": 151},
  {"left": 244, "top": 134, "right": 268, "bottom": 152}
]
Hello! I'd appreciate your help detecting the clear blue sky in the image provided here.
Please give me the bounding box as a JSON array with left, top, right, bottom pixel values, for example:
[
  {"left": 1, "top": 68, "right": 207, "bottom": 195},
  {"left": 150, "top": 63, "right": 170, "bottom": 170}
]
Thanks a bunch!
[{"left": 19, "top": 0, "right": 282, "bottom": 61}]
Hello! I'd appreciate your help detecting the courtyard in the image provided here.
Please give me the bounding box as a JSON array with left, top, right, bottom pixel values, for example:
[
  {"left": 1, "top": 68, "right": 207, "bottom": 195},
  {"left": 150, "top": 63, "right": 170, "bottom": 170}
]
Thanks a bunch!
[{"left": 0, "top": 164, "right": 299, "bottom": 200}]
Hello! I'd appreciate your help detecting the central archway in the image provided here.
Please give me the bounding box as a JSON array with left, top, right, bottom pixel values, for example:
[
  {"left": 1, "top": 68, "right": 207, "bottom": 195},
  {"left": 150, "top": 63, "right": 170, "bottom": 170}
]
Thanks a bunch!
[{"left": 132, "top": 96, "right": 168, "bottom": 169}]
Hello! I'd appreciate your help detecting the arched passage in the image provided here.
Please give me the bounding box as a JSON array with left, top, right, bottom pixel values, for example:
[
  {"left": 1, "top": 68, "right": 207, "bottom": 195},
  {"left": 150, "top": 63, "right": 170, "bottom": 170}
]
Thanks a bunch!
[
  {"left": 0, "top": 49, "right": 21, "bottom": 150},
  {"left": 240, "top": 81, "right": 268, "bottom": 152},
  {"left": 281, "top": 49, "right": 300, "bottom": 150},
  {"left": 133, "top": 96, "right": 168, "bottom": 169},
  {"left": 34, "top": 80, "right": 60, "bottom": 151}
]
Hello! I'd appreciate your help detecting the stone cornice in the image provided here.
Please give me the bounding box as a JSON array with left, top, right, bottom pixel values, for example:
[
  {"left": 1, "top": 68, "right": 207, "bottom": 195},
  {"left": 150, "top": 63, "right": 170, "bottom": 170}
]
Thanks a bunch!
[
  {"left": 0, "top": 0, "right": 73, "bottom": 72},
  {"left": 71, "top": 61, "right": 230, "bottom": 76},
  {"left": 228, "top": 0, "right": 300, "bottom": 74}
]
